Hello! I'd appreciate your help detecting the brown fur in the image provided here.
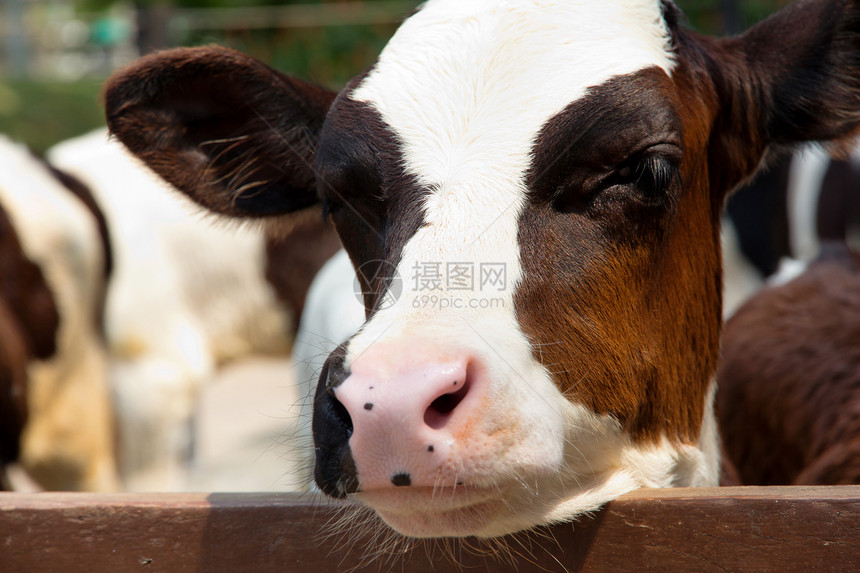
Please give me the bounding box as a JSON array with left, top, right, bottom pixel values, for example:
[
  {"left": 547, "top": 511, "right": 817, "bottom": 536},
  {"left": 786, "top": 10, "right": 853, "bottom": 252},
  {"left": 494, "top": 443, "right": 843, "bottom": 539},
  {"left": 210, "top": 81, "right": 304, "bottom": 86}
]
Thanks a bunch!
[
  {"left": 0, "top": 298, "right": 29, "bottom": 478},
  {"left": 718, "top": 243, "right": 860, "bottom": 485},
  {"left": 0, "top": 204, "right": 60, "bottom": 486},
  {"left": 0, "top": 206, "right": 60, "bottom": 362},
  {"left": 516, "top": 67, "right": 721, "bottom": 444},
  {"left": 264, "top": 206, "right": 342, "bottom": 324}
]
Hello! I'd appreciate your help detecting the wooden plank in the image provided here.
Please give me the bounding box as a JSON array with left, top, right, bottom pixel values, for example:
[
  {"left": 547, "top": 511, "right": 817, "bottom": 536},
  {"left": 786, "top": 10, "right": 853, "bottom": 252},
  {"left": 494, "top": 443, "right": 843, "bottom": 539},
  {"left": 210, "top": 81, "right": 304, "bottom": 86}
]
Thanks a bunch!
[{"left": 1, "top": 486, "right": 858, "bottom": 572}]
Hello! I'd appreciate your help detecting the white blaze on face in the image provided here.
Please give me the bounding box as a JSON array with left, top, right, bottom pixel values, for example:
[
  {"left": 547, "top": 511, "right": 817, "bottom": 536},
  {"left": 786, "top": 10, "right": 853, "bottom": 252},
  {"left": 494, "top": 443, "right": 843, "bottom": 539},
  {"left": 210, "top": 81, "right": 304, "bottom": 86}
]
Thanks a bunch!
[
  {"left": 336, "top": 0, "right": 708, "bottom": 536},
  {"left": 348, "top": 0, "right": 674, "bottom": 368}
]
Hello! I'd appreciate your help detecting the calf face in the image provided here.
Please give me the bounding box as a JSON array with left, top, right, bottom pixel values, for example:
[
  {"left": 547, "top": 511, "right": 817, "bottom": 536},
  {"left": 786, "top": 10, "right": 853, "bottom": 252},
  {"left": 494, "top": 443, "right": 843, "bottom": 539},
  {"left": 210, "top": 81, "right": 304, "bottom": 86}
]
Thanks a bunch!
[{"left": 105, "top": 0, "right": 860, "bottom": 537}]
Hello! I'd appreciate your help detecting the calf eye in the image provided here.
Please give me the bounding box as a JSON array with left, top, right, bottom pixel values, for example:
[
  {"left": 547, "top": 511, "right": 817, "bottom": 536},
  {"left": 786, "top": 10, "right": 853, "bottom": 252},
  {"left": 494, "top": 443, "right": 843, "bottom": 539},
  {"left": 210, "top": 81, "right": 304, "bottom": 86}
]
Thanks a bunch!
[
  {"left": 550, "top": 147, "right": 681, "bottom": 214},
  {"left": 614, "top": 154, "right": 678, "bottom": 198}
]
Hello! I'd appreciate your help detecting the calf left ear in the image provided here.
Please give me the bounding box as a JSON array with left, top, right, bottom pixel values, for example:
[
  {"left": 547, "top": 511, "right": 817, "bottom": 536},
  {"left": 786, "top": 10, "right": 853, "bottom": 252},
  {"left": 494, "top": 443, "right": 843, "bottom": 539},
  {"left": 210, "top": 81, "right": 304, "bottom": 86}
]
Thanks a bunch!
[
  {"left": 707, "top": 0, "right": 860, "bottom": 192},
  {"left": 104, "top": 46, "right": 336, "bottom": 218}
]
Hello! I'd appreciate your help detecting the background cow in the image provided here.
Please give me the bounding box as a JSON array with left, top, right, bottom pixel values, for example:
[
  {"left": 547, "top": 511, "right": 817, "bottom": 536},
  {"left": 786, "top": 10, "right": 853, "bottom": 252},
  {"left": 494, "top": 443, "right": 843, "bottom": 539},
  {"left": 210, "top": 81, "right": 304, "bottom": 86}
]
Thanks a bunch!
[
  {"left": 726, "top": 142, "right": 860, "bottom": 287},
  {"left": 0, "top": 193, "right": 56, "bottom": 490},
  {"left": 719, "top": 242, "right": 860, "bottom": 485},
  {"left": 48, "top": 130, "right": 339, "bottom": 491},
  {"left": 104, "top": 0, "right": 860, "bottom": 538},
  {"left": 0, "top": 135, "right": 117, "bottom": 492}
]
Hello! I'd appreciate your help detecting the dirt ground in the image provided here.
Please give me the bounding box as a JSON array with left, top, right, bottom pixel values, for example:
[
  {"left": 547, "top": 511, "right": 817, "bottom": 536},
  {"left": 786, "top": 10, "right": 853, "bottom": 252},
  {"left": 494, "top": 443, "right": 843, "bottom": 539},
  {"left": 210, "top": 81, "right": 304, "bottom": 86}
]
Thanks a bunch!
[
  {"left": 184, "top": 356, "right": 310, "bottom": 492},
  {"left": 9, "top": 356, "right": 310, "bottom": 493}
]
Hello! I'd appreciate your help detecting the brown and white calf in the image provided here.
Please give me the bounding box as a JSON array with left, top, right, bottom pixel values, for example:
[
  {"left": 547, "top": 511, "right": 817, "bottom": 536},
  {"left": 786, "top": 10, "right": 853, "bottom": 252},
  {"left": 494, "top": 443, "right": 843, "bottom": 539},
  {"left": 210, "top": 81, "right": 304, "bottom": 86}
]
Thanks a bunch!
[
  {"left": 718, "top": 242, "right": 860, "bottom": 486},
  {"left": 0, "top": 136, "right": 117, "bottom": 491},
  {"left": 104, "top": 0, "right": 860, "bottom": 537}
]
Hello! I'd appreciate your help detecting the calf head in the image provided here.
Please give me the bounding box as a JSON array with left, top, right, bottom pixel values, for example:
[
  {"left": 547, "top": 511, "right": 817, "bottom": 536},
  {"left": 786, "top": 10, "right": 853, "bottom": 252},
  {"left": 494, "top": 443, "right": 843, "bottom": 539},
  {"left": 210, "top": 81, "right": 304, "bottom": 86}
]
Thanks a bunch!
[{"left": 105, "top": 0, "right": 860, "bottom": 538}]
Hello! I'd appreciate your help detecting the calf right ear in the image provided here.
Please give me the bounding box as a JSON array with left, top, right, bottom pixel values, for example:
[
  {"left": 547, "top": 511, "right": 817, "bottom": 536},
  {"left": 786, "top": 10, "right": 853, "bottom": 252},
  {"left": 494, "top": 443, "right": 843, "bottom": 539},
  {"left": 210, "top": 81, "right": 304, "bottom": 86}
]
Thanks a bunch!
[{"left": 104, "top": 46, "right": 336, "bottom": 218}]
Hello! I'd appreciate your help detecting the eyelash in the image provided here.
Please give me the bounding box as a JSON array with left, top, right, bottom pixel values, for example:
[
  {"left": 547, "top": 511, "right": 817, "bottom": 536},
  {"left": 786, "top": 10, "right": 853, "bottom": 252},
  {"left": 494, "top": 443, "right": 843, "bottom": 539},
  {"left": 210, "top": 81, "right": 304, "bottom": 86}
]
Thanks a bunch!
[
  {"left": 551, "top": 152, "right": 679, "bottom": 214},
  {"left": 614, "top": 155, "right": 679, "bottom": 197}
]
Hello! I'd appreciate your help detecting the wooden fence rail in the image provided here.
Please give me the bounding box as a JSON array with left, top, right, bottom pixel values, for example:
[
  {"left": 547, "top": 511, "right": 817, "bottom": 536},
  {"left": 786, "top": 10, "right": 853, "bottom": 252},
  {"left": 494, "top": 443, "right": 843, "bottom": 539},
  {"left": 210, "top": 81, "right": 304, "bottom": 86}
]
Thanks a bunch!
[{"left": 1, "top": 486, "right": 859, "bottom": 572}]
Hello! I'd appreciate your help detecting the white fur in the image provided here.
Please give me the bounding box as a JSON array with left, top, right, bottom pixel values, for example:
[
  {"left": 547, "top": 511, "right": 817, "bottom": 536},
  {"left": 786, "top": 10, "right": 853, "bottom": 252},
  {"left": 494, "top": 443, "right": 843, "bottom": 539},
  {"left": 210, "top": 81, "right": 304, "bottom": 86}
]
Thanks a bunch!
[
  {"left": 331, "top": 0, "right": 712, "bottom": 536},
  {"left": 48, "top": 130, "right": 293, "bottom": 491},
  {"left": 787, "top": 140, "right": 860, "bottom": 260},
  {"left": 721, "top": 219, "right": 765, "bottom": 318},
  {"left": 0, "top": 136, "right": 118, "bottom": 491},
  {"left": 787, "top": 145, "right": 833, "bottom": 261},
  {"left": 767, "top": 257, "right": 809, "bottom": 287}
]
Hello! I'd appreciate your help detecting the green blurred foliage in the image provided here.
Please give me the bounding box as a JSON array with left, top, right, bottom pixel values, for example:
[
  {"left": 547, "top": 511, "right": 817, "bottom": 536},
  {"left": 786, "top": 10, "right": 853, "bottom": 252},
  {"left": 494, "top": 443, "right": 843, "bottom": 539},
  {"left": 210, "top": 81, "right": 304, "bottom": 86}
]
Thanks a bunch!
[
  {"left": 0, "top": 79, "right": 105, "bottom": 153},
  {"left": 189, "top": 22, "right": 400, "bottom": 88},
  {"left": 78, "top": 0, "right": 291, "bottom": 10},
  {"left": 4, "top": 0, "right": 794, "bottom": 152},
  {"left": 676, "top": 0, "right": 793, "bottom": 34}
]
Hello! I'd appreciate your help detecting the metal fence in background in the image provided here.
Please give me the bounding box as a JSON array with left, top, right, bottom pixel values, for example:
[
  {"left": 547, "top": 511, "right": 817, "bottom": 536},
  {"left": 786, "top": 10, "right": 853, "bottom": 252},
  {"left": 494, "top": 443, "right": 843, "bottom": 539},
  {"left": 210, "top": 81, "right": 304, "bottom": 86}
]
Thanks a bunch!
[
  {"left": 0, "top": 1, "right": 418, "bottom": 80},
  {"left": 0, "top": 0, "right": 797, "bottom": 81}
]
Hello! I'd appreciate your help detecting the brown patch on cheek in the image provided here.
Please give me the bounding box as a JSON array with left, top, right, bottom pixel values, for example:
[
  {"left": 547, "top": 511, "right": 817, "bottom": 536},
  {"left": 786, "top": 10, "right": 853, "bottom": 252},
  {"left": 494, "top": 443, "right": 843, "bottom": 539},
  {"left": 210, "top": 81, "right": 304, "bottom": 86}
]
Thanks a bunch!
[
  {"left": 515, "top": 211, "right": 664, "bottom": 437},
  {"left": 516, "top": 204, "right": 719, "bottom": 444},
  {"left": 515, "top": 67, "right": 723, "bottom": 445}
]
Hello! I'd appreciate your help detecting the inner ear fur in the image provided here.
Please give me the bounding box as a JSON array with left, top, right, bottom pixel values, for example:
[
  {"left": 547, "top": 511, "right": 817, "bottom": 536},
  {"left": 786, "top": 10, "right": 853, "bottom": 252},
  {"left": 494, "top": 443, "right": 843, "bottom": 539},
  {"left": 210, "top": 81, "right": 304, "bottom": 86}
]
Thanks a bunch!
[
  {"left": 697, "top": 0, "right": 860, "bottom": 195},
  {"left": 746, "top": 0, "right": 860, "bottom": 147},
  {"left": 104, "top": 45, "right": 336, "bottom": 218}
]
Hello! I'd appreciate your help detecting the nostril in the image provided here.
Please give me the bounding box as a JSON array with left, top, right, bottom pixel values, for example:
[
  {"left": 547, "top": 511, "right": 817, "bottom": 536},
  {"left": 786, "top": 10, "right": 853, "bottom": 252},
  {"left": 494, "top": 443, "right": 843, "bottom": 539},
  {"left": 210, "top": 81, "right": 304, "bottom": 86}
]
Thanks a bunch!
[
  {"left": 424, "top": 380, "right": 470, "bottom": 429},
  {"left": 430, "top": 387, "right": 465, "bottom": 415}
]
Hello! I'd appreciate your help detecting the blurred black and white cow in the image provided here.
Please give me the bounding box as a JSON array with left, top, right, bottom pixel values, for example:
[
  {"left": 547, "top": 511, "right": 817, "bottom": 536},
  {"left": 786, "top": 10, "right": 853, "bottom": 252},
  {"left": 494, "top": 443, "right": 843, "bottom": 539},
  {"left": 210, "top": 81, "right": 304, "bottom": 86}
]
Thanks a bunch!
[
  {"left": 0, "top": 131, "right": 339, "bottom": 493},
  {"left": 721, "top": 143, "right": 860, "bottom": 315},
  {"left": 0, "top": 136, "right": 117, "bottom": 491},
  {"left": 104, "top": 0, "right": 860, "bottom": 537},
  {"left": 48, "top": 130, "right": 340, "bottom": 490},
  {"left": 726, "top": 142, "right": 860, "bottom": 280}
]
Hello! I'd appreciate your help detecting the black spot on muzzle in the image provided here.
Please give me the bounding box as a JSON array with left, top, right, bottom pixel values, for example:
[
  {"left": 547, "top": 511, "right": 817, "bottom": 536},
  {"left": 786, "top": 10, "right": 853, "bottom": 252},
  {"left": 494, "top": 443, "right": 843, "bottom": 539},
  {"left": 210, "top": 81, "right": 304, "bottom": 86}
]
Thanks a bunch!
[{"left": 312, "top": 343, "right": 359, "bottom": 497}]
